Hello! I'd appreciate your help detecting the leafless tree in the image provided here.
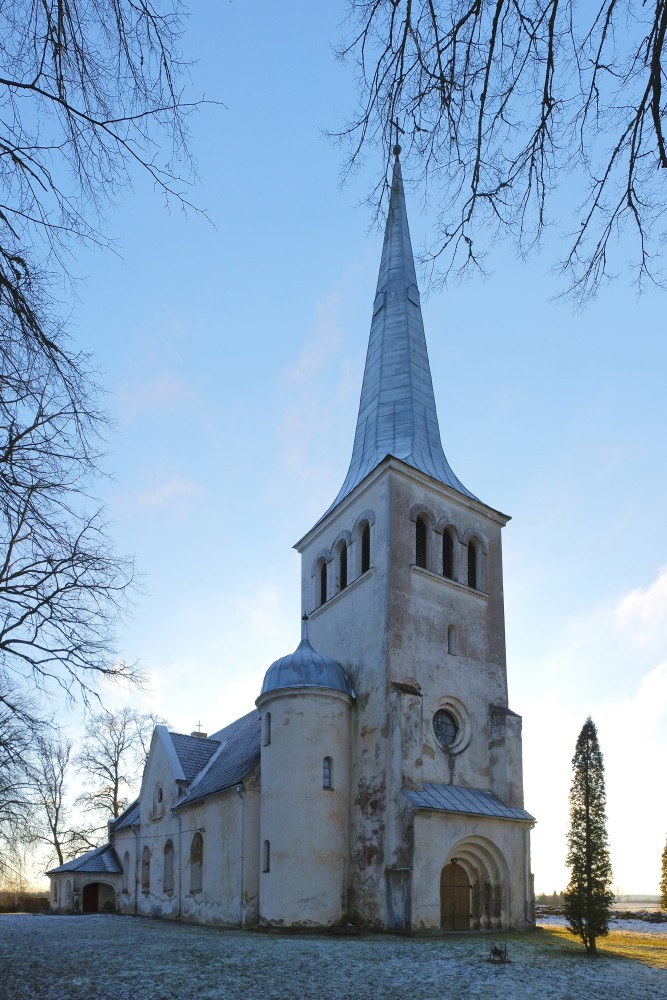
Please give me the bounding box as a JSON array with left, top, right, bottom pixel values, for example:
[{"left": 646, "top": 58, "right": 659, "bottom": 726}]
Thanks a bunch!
[
  {"left": 0, "top": 2, "right": 199, "bottom": 713},
  {"left": 29, "top": 737, "right": 98, "bottom": 868},
  {"left": 75, "top": 707, "right": 166, "bottom": 828},
  {"left": 338, "top": 1, "right": 667, "bottom": 300},
  {"left": 0, "top": 676, "right": 44, "bottom": 877}
]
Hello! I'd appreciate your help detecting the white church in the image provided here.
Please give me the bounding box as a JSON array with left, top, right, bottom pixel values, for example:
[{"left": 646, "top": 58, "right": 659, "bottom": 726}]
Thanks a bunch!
[{"left": 48, "top": 149, "right": 535, "bottom": 932}]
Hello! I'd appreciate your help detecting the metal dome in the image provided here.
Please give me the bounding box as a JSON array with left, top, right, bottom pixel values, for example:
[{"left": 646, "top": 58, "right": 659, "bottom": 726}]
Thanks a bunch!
[{"left": 260, "top": 619, "right": 355, "bottom": 699}]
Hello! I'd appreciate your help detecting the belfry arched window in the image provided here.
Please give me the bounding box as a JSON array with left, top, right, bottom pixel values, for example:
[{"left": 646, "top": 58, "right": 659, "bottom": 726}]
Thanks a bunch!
[
  {"left": 443, "top": 530, "right": 455, "bottom": 580},
  {"left": 467, "top": 540, "right": 479, "bottom": 590},
  {"left": 360, "top": 522, "right": 371, "bottom": 574},
  {"left": 338, "top": 544, "right": 347, "bottom": 591},
  {"left": 320, "top": 560, "right": 327, "bottom": 605},
  {"left": 416, "top": 516, "right": 427, "bottom": 569}
]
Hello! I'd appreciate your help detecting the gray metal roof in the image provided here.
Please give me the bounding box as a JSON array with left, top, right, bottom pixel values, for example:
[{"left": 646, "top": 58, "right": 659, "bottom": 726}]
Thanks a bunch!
[
  {"left": 260, "top": 619, "right": 355, "bottom": 699},
  {"left": 175, "top": 709, "right": 261, "bottom": 809},
  {"left": 324, "top": 150, "right": 477, "bottom": 518},
  {"left": 402, "top": 783, "right": 534, "bottom": 822},
  {"left": 46, "top": 843, "right": 122, "bottom": 876},
  {"left": 169, "top": 731, "right": 221, "bottom": 781},
  {"left": 110, "top": 798, "right": 140, "bottom": 832}
]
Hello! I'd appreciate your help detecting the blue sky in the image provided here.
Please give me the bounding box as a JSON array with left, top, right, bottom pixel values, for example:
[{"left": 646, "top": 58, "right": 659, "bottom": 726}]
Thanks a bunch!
[{"left": 48, "top": 2, "right": 667, "bottom": 895}]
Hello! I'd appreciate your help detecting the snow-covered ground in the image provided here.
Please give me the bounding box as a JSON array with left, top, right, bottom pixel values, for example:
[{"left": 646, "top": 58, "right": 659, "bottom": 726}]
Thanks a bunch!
[
  {"left": 2, "top": 913, "right": 666, "bottom": 1000},
  {"left": 538, "top": 913, "right": 667, "bottom": 936}
]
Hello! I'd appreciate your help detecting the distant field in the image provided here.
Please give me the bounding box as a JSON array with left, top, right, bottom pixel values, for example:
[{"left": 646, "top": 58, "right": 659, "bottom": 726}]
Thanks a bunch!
[{"left": 3, "top": 914, "right": 667, "bottom": 1000}]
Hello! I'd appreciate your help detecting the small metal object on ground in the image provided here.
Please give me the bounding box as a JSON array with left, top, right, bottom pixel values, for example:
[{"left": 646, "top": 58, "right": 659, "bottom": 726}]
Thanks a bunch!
[{"left": 489, "top": 943, "right": 509, "bottom": 963}]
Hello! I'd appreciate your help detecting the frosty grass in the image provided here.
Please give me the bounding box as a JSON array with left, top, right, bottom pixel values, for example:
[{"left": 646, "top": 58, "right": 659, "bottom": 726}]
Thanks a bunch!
[{"left": 2, "top": 913, "right": 666, "bottom": 1000}]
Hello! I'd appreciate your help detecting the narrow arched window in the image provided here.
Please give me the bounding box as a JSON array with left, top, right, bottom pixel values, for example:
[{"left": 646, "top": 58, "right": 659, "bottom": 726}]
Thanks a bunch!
[
  {"left": 361, "top": 523, "right": 370, "bottom": 574},
  {"left": 339, "top": 544, "right": 347, "bottom": 591},
  {"left": 467, "top": 542, "right": 478, "bottom": 590},
  {"left": 163, "top": 841, "right": 174, "bottom": 893},
  {"left": 141, "top": 846, "right": 151, "bottom": 892},
  {"left": 263, "top": 839, "right": 270, "bottom": 873},
  {"left": 320, "top": 561, "right": 327, "bottom": 604},
  {"left": 443, "top": 530, "right": 454, "bottom": 579},
  {"left": 447, "top": 624, "right": 457, "bottom": 656},
  {"left": 323, "top": 756, "right": 333, "bottom": 789},
  {"left": 122, "top": 852, "right": 130, "bottom": 893},
  {"left": 263, "top": 711, "right": 271, "bottom": 747},
  {"left": 190, "top": 832, "right": 203, "bottom": 893},
  {"left": 153, "top": 783, "right": 164, "bottom": 819},
  {"left": 416, "top": 516, "right": 427, "bottom": 568}
]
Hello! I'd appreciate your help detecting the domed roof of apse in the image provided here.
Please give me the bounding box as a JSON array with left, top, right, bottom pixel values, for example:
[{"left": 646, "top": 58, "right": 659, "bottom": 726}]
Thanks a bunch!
[{"left": 260, "top": 618, "right": 355, "bottom": 699}]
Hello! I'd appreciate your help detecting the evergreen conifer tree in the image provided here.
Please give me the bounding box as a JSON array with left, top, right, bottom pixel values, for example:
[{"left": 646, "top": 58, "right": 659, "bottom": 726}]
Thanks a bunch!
[
  {"left": 564, "top": 717, "right": 614, "bottom": 954},
  {"left": 660, "top": 835, "right": 667, "bottom": 911}
]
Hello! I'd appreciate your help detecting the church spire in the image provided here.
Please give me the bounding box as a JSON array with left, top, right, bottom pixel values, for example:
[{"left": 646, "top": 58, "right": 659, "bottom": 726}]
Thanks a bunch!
[{"left": 328, "top": 146, "right": 476, "bottom": 513}]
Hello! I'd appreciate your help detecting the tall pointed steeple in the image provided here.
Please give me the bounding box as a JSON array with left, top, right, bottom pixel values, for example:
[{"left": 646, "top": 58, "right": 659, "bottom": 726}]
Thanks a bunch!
[{"left": 328, "top": 147, "right": 476, "bottom": 514}]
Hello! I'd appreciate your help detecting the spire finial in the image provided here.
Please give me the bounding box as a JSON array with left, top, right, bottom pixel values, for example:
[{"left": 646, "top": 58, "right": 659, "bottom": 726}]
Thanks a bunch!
[
  {"left": 301, "top": 614, "right": 309, "bottom": 642},
  {"left": 391, "top": 119, "right": 404, "bottom": 160}
]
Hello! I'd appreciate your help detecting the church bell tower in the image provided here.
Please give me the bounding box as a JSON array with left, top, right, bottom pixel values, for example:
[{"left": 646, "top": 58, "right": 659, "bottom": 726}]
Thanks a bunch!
[{"left": 294, "top": 147, "right": 534, "bottom": 931}]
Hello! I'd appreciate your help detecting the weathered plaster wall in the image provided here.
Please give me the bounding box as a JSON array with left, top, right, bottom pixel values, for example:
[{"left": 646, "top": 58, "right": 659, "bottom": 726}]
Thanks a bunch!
[{"left": 257, "top": 688, "right": 351, "bottom": 926}]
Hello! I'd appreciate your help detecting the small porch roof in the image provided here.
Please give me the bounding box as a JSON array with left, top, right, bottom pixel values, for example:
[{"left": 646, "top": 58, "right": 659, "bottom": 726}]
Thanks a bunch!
[{"left": 403, "top": 783, "right": 534, "bottom": 822}]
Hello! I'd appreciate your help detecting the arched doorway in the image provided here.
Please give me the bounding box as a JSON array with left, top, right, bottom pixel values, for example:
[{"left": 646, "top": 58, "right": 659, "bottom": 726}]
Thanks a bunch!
[
  {"left": 440, "top": 862, "right": 471, "bottom": 930},
  {"left": 81, "top": 882, "right": 116, "bottom": 913}
]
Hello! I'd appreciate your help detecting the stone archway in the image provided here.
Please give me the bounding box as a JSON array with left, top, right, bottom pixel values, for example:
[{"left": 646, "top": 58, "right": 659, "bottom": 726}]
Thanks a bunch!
[
  {"left": 441, "top": 836, "right": 511, "bottom": 931},
  {"left": 440, "top": 862, "right": 470, "bottom": 930}
]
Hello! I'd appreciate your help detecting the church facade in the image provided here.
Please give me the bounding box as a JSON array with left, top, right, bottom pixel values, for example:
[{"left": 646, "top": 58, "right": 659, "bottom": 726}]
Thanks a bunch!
[{"left": 48, "top": 150, "right": 535, "bottom": 931}]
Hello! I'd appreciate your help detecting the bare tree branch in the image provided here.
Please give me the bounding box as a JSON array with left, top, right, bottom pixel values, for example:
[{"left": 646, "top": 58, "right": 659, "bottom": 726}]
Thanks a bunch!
[{"left": 337, "top": 0, "right": 667, "bottom": 300}]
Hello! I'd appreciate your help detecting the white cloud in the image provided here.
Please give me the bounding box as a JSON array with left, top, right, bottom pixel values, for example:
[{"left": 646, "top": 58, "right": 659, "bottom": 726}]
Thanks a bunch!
[
  {"left": 521, "top": 567, "right": 667, "bottom": 895},
  {"left": 135, "top": 474, "right": 204, "bottom": 510},
  {"left": 615, "top": 565, "right": 667, "bottom": 645}
]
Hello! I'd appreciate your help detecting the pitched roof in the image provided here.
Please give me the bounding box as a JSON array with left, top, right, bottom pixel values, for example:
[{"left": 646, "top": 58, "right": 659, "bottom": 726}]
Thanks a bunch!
[
  {"left": 402, "top": 783, "right": 534, "bottom": 822},
  {"left": 111, "top": 798, "right": 140, "bottom": 832},
  {"left": 169, "top": 731, "right": 221, "bottom": 780},
  {"left": 46, "top": 843, "right": 122, "bottom": 876},
  {"left": 324, "top": 149, "right": 477, "bottom": 518},
  {"left": 175, "top": 709, "right": 261, "bottom": 809}
]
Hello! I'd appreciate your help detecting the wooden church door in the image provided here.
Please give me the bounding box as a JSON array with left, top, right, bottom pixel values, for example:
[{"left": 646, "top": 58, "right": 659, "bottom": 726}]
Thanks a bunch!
[{"left": 440, "top": 862, "right": 470, "bottom": 930}]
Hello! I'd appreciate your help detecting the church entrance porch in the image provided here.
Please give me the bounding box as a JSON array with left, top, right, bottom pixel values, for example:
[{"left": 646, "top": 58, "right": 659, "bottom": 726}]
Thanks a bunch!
[
  {"left": 440, "top": 862, "right": 470, "bottom": 930},
  {"left": 82, "top": 882, "right": 116, "bottom": 913}
]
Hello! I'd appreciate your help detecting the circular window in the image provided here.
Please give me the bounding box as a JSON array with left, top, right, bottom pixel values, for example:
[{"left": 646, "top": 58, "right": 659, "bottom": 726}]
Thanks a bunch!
[{"left": 433, "top": 709, "right": 459, "bottom": 748}]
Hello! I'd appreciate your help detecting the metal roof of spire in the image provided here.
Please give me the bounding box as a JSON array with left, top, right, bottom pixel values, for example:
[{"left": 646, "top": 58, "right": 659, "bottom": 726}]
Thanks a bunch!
[{"left": 326, "top": 146, "right": 477, "bottom": 514}]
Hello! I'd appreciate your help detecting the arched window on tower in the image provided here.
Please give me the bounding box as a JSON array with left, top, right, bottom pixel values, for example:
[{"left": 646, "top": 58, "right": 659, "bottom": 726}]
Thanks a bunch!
[
  {"left": 122, "top": 852, "right": 130, "bottom": 894},
  {"left": 323, "top": 756, "right": 333, "bottom": 789},
  {"left": 338, "top": 544, "right": 347, "bottom": 591},
  {"left": 443, "top": 530, "right": 455, "bottom": 580},
  {"left": 361, "top": 522, "right": 371, "bottom": 574},
  {"left": 467, "top": 540, "right": 479, "bottom": 590},
  {"left": 447, "top": 625, "right": 457, "bottom": 656},
  {"left": 263, "top": 840, "right": 271, "bottom": 873},
  {"left": 263, "top": 711, "right": 271, "bottom": 747},
  {"left": 164, "top": 840, "right": 174, "bottom": 893},
  {"left": 190, "top": 832, "right": 203, "bottom": 893},
  {"left": 320, "top": 560, "right": 327, "bottom": 605},
  {"left": 416, "top": 516, "right": 428, "bottom": 569}
]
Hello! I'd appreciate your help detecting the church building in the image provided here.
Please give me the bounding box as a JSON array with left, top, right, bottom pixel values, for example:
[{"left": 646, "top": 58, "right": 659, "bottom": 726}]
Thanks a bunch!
[{"left": 47, "top": 149, "right": 535, "bottom": 931}]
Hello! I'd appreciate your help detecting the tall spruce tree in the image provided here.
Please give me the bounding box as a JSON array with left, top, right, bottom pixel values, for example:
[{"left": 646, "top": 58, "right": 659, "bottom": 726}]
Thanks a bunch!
[
  {"left": 564, "top": 717, "right": 614, "bottom": 954},
  {"left": 660, "top": 835, "right": 667, "bottom": 911}
]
